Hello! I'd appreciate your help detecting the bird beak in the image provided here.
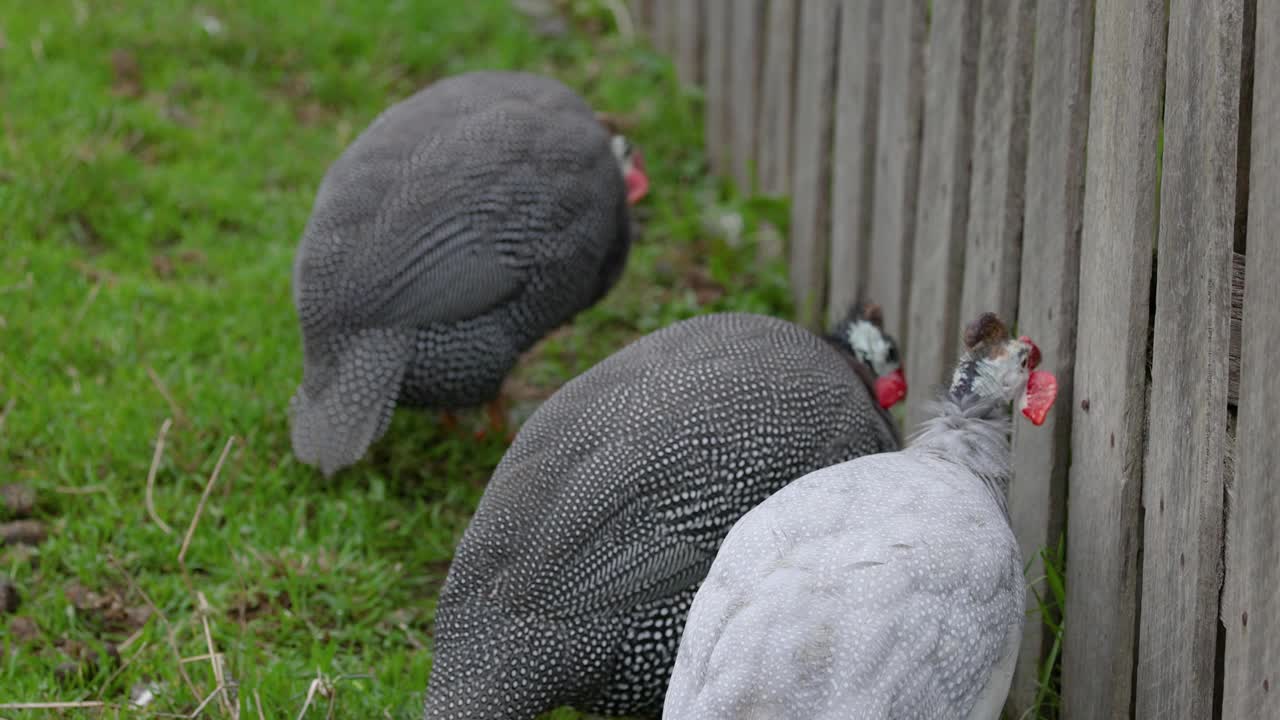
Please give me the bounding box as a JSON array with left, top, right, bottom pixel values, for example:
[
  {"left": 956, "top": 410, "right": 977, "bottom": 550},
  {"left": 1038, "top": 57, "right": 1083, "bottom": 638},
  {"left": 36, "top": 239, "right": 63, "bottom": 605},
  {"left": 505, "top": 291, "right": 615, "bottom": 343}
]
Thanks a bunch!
[
  {"left": 625, "top": 150, "right": 649, "bottom": 205},
  {"left": 1015, "top": 335, "right": 1055, "bottom": 425},
  {"left": 1019, "top": 335, "right": 1042, "bottom": 370},
  {"left": 873, "top": 368, "right": 907, "bottom": 409}
]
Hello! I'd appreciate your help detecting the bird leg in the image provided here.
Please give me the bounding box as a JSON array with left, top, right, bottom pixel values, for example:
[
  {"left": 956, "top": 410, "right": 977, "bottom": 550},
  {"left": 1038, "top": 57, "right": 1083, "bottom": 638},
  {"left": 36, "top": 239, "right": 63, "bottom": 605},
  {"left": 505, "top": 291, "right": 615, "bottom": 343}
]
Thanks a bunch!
[{"left": 473, "top": 397, "right": 510, "bottom": 442}]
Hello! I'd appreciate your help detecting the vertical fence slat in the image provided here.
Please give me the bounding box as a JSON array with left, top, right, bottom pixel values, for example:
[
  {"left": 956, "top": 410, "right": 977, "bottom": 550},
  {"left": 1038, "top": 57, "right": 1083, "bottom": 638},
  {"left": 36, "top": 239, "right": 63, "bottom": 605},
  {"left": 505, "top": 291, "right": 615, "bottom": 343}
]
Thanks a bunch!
[
  {"left": 649, "top": 0, "right": 666, "bottom": 49},
  {"left": 866, "top": 0, "right": 925, "bottom": 344},
  {"left": 903, "top": 0, "right": 980, "bottom": 430},
  {"left": 757, "top": 0, "right": 799, "bottom": 197},
  {"left": 1136, "top": 1, "right": 1244, "bottom": 717},
  {"left": 703, "top": 0, "right": 731, "bottom": 175},
  {"left": 1223, "top": 5, "right": 1278, "bottom": 714},
  {"left": 631, "top": 0, "right": 654, "bottom": 35},
  {"left": 826, "top": 0, "right": 883, "bottom": 325},
  {"left": 788, "top": 0, "right": 840, "bottom": 328},
  {"left": 1062, "top": 1, "right": 1167, "bottom": 718},
  {"left": 655, "top": 0, "right": 679, "bottom": 55},
  {"left": 674, "top": 0, "right": 702, "bottom": 86},
  {"left": 730, "top": 0, "right": 766, "bottom": 191},
  {"left": 958, "top": 0, "right": 1034, "bottom": 325},
  {"left": 1006, "top": 0, "right": 1094, "bottom": 714}
]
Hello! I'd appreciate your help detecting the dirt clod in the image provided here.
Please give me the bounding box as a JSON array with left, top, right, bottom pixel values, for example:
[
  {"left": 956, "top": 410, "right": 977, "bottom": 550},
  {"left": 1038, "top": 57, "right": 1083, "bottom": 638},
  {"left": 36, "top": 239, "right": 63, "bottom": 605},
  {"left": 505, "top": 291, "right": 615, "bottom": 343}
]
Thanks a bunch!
[
  {"left": 684, "top": 267, "right": 726, "bottom": 306},
  {"left": 54, "top": 639, "right": 120, "bottom": 685},
  {"left": 227, "top": 588, "right": 291, "bottom": 623},
  {"left": 65, "top": 580, "right": 152, "bottom": 632},
  {"left": 0, "top": 519, "right": 47, "bottom": 546},
  {"left": 54, "top": 661, "right": 83, "bottom": 685},
  {"left": 0, "top": 483, "right": 35, "bottom": 516},
  {"left": 110, "top": 49, "right": 143, "bottom": 98},
  {"left": 8, "top": 615, "right": 40, "bottom": 642},
  {"left": 151, "top": 254, "right": 175, "bottom": 278},
  {"left": 0, "top": 575, "right": 19, "bottom": 613}
]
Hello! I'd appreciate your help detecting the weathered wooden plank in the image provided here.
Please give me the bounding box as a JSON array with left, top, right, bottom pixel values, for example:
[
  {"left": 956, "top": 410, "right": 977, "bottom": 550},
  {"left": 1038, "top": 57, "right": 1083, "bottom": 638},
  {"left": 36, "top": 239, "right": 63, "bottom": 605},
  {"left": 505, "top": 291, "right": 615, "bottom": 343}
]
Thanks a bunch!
[
  {"left": 664, "top": 0, "right": 682, "bottom": 56},
  {"left": 647, "top": 0, "right": 664, "bottom": 45},
  {"left": 651, "top": 0, "right": 676, "bottom": 54},
  {"left": 1005, "top": 0, "right": 1094, "bottom": 714},
  {"left": 729, "top": 0, "right": 766, "bottom": 191},
  {"left": 630, "top": 0, "right": 654, "bottom": 35},
  {"left": 958, "top": 0, "right": 1034, "bottom": 325},
  {"left": 704, "top": 0, "right": 732, "bottom": 175},
  {"left": 1136, "top": 2, "right": 1244, "bottom": 715},
  {"left": 756, "top": 0, "right": 799, "bottom": 197},
  {"left": 674, "top": 0, "right": 702, "bottom": 86},
  {"left": 787, "top": 0, "right": 841, "bottom": 329},
  {"left": 903, "top": 0, "right": 980, "bottom": 430},
  {"left": 826, "top": 0, "right": 882, "bottom": 325},
  {"left": 866, "top": 0, "right": 926, "bottom": 344},
  {"left": 1223, "top": 6, "right": 1279, "bottom": 713},
  {"left": 1061, "top": 1, "right": 1167, "bottom": 718}
]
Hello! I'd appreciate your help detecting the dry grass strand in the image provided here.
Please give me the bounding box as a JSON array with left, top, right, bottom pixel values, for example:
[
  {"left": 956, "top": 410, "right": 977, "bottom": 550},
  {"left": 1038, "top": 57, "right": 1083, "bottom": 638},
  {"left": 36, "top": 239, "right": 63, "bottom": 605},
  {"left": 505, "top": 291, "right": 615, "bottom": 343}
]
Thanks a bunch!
[
  {"left": 146, "top": 417, "right": 175, "bottom": 535},
  {"left": 147, "top": 366, "right": 188, "bottom": 426},
  {"left": 178, "top": 436, "right": 236, "bottom": 568}
]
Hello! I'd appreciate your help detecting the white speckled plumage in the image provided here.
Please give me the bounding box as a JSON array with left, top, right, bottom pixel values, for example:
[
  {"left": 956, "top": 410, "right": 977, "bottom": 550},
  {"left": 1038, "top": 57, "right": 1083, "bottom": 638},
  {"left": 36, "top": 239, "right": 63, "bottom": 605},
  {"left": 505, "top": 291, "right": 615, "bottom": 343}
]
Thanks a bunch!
[
  {"left": 424, "top": 311, "right": 903, "bottom": 720},
  {"left": 665, "top": 315, "right": 1046, "bottom": 720},
  {"left": 290, "top": 71, "right": 633, "bottom": 476}
]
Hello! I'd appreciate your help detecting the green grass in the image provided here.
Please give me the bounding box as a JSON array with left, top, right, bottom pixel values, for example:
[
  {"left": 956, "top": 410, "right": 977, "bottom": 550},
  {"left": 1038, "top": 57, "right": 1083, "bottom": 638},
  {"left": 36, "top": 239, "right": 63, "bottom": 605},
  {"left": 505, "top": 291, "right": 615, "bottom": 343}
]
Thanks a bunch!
[
  {"left": 0, "top": 1, "right": 789, "bottom": 716},
  {"left": 1022, "top": 536, "right": 1066, "bottom": 720}
]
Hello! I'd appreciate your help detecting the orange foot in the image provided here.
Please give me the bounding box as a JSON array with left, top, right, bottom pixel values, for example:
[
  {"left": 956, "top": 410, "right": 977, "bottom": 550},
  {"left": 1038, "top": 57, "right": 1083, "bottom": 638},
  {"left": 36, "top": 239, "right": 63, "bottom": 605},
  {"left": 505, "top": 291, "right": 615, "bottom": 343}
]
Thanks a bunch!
[{"left": 473, "top": 398, "right": 512, "bottom": 442}]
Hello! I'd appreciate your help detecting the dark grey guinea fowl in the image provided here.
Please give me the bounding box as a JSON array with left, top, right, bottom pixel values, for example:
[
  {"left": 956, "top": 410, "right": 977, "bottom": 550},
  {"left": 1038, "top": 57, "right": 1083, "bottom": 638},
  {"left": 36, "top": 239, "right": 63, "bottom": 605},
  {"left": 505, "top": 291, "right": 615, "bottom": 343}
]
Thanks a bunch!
[
  {"left": 424, "top": 308, "right": 907, "bottom": 720},
  {"left": 290, "top": 71, "right": 647, "bottom": 477}
]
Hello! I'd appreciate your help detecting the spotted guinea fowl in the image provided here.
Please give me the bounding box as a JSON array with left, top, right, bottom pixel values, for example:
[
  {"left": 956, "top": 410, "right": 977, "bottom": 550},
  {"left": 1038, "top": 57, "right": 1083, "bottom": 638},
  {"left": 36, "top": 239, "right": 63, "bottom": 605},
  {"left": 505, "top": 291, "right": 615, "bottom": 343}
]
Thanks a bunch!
[
  {"left": 289, "top": 70, "right": 649, "bottom": 477},
  {"left": 423, "top": 306, "right": 908, "bottom": 720},
  {"left": 663, "top": 312, "right": 1059, "bottom": 720}
]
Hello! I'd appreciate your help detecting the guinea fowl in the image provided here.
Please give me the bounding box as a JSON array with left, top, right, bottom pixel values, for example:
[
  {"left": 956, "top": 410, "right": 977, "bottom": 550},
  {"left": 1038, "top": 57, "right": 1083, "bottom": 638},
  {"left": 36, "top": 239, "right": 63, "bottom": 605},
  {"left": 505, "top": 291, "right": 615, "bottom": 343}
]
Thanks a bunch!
[
  {"left": 423, "top": 306, "right": 908, "bottom": 719},
  {"left": 289, "top": 71, "right": 649, "bottom": 477},
  {"left": 663, "top": 312, "right": 1059, "bottom": 720}
]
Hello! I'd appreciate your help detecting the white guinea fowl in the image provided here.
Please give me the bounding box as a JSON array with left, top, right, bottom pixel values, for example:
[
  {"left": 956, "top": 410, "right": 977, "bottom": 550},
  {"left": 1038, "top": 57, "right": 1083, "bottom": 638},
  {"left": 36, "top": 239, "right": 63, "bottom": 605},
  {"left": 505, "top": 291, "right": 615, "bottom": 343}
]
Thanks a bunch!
[{"left": 663, "top": 312, "right": 1059, "bottom": 720}]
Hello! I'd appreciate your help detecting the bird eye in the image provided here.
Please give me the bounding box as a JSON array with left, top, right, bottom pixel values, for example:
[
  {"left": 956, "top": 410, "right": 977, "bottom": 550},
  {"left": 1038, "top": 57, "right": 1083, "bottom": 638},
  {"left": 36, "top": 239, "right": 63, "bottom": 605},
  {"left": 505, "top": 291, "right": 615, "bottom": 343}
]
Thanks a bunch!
[{"left": 1021, "top": 354, "right": 1028, "bottom": 369}]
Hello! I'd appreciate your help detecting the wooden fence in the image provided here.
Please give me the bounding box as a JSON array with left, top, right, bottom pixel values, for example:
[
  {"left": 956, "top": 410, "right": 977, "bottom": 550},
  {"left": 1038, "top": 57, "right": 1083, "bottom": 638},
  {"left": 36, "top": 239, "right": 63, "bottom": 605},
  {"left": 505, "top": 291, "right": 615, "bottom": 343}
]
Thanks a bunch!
[{"left": 630, "top": 1, "right": 1277, "bottom": 718}]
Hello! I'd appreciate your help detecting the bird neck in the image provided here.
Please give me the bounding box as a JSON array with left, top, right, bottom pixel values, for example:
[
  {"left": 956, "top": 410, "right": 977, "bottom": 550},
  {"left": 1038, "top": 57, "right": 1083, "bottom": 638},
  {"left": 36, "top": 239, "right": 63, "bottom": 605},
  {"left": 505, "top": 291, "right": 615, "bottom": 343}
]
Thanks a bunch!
[
  {"left": 906, "top": 394, "right": 1013, "bottom": 516},
  {"left": 820, "top": 335, "right": 901, "bottom": 446}
]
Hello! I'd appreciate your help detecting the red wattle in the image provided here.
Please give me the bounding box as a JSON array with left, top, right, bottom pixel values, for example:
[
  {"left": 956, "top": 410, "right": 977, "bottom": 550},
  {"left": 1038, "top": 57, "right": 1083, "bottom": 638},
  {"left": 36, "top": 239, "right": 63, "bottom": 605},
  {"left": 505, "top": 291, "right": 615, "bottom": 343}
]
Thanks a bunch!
[
  {"left": 1021, "top": 369, "right": 1058, "bottom": 426},
  {"left": 626, "top": 151, "right": 649, "bottom": 205},
  {"left": 874, "top": 368, "right": 907, "bottom": 409}
]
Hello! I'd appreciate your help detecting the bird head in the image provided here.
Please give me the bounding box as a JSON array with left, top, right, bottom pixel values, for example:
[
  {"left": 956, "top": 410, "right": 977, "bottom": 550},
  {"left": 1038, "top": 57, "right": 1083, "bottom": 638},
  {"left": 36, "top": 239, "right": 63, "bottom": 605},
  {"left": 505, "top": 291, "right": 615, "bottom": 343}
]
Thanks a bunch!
[
  {"left": 949, "top": 312, "right": 1058, "bottom": 425},
  {"left": 610, "top": 134, "right": 649, "bottom": 205},
  {"left": 831, "top": 300, "right": 907, "bottom": 409}
]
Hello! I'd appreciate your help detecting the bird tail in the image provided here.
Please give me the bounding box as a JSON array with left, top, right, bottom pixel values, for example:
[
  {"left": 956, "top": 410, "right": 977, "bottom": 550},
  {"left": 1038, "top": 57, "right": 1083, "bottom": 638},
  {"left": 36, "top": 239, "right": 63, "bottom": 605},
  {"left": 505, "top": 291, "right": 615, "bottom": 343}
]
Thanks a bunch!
[{"left": 289, "top": 329, "right": 413, "bottom": 477}]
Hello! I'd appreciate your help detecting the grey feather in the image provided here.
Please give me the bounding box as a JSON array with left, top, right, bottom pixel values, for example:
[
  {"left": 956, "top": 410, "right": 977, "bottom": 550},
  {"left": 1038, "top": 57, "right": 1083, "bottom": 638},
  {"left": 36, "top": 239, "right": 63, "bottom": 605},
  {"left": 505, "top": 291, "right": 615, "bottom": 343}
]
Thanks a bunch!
[
  {"left": 290, "top": 71, "right": 632, "bottom": 476},
  {"left": 664, "top": 363, "right": 1032, "bottom": 719},
  {"left": 423, "top": 312, "right": 901, "bottom": 719}
]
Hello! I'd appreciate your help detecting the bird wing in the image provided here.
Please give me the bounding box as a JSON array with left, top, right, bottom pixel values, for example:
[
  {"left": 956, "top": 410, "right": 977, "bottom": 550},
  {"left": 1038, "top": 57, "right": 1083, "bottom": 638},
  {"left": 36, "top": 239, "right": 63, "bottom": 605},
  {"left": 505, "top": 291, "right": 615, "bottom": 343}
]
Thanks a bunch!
[
  {"left": 357, "top": 210, "right": 528, "bottom": 326},
  {"left": 530, "top": 506, "right": 718, "bottom": 618},
  {"left": 299, "top": 91, "right": 620, "bottom": 331}
]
